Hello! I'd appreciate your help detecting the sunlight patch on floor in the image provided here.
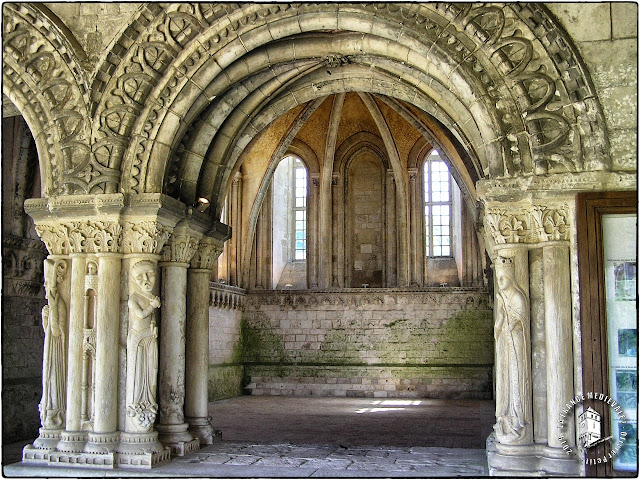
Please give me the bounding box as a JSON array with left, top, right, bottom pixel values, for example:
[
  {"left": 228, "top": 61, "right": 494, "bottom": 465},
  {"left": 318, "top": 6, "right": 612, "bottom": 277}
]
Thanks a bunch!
[{"left": 355, "top": 399, "right": 423, "bottom": 413}]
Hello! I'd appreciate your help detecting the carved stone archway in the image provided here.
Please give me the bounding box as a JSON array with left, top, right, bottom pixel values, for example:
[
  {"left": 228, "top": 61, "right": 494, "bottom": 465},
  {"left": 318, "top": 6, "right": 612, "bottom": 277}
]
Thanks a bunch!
[{"left": 3, "top": 2, "right": 636, "bottom": 476}]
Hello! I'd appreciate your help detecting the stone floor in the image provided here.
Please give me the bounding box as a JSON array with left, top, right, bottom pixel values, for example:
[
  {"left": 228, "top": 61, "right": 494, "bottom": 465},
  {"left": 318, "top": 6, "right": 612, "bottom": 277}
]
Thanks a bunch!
[{"left": 3, "top": 396, "right": 494, "bottom": 477}]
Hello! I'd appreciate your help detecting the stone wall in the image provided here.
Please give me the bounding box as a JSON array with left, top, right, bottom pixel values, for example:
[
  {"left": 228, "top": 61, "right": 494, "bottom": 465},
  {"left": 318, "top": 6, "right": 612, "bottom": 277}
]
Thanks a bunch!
[
  {"left": 242, "top": 288, "right": 493, "bottom": 399},
  {"left": 208, "top": 283, "right": 245, "bottom": 401},
  {"left": 547, "top": 3, "right": 637, "bottom": 172}
]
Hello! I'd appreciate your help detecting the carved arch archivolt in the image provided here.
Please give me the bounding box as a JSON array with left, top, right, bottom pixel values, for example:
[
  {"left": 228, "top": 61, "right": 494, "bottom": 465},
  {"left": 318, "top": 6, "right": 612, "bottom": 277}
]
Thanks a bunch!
[{"left": 3, "top": 3, "right": 611, "bottom": 205}]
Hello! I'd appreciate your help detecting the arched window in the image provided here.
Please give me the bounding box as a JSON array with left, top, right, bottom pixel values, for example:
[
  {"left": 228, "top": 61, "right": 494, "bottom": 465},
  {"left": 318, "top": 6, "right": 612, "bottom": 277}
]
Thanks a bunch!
[
  {"left": 423, "top": 150, "right": 452, "bottom": 257},
  {"left": 293, "top": 158, "right": 307, "bottom": 260},
  {"left": 272, "top": 155, "right": 308, "bottom": 289}
]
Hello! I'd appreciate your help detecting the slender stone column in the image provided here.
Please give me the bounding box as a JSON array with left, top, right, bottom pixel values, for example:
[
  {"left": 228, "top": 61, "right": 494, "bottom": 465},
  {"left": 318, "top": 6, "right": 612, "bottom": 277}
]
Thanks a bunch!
[
  {"left": 307, "top": 175, "right": 319, "bottom": 288},
  {"left": 185, "top": 234, "right": 226, "bottom": 445},
  {"left": 56, "top": 255, "right": 87, "bottom": 452},
  {"left": 408, "top": 168, "right": 420, "bottom": 286},
  {"left": 157, "top": 229, "right": 200, "bottom": 456},
  {"left": 185, "top": 268, "right": 214, "bottom": 444},
  {"left": 385, "top": 170, "right": 396, "bottom": 287},
  {"left": 331, "top": 173, "right": 343, "bottom": 287},
  {"left": 318, "top": 174, "right": 333, "bottom": 288},
  {"left": 229, "top": 173, "right": 242, "bottom": 286},
  {"left": 543, "top": 242, "right": 574, "bottom": 449},
  {"left": 85, "top": 252, "right": 122, "bottom": 453}
]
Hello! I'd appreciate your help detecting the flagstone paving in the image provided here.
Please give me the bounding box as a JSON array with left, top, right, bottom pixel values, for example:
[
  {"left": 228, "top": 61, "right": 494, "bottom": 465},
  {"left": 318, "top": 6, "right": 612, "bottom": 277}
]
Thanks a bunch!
[{"left": 4, "top": 396, "right": 493, "bottom": 477}]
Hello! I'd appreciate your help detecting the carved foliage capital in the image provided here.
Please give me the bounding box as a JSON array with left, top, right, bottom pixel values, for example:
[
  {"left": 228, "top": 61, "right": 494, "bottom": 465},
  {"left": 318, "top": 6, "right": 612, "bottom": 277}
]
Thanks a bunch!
[
  {"left": 35, "top": 220, "right": 122, "bottom": 255},
  {"left": 191, "top": 239, "right": 223, "bottom": 270},
  {"left": 485, "top": 204, "right": 570, "bottom": 246},
  {"left": 122, "top": 220, "right": 172, "bottom": 255},
  {"left": 162, "top": 232, "right": 199, "bottom": 264}
]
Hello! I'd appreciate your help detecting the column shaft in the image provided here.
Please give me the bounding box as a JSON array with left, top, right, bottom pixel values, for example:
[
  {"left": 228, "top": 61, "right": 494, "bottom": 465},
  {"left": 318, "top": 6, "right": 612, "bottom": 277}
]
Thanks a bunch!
[
  {"left": 56, "top": 255, "right": 87, "bottom": 452},
  {"left": 66, "top": 255, "right": 86, "bottom": 431},
  {"left": 385, "top": 171, "right": 396, "bottom": 287},
  {"left": 157, "top": 262, "right": 198, "bottom": 455},
  {"left": 543, "top": 243, "right": 574, "bottom": 448},
  {"left": 93, "top": 254, "right": 121, "bottom": 433},
  {"left": 185, "top": 269, "right": 214, "bottom": 444}
]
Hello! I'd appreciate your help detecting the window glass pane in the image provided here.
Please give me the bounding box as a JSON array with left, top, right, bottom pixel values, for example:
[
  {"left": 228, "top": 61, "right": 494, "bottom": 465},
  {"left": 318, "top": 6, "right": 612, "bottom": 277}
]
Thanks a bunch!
[
  {"left": 424, "top": 153, "right": 452, "bottom": 257},
  {"left": 603, "top": 214, "right": 637, "bottom": 473}
]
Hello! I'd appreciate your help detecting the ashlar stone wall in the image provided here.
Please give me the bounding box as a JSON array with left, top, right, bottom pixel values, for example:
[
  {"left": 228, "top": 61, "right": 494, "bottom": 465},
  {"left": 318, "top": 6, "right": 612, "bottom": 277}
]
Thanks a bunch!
[
  {"left": 241, "top": 288, "right": 493, "bottom": 399},
  {"left": 208, "top": 283, "right": 245, "bottom": 401}
]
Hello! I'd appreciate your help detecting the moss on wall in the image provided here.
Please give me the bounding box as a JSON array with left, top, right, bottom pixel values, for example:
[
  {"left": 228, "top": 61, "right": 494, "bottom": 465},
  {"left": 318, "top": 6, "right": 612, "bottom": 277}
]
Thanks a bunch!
[
  {"left": 208, "top": 365, "right": 245, "bottom": 401},
  {"left": 223, "top": 291, "right": 494, "bottom": 399},
  {"left": 241, "top": 312, "right": 290, "bottom": 377}
]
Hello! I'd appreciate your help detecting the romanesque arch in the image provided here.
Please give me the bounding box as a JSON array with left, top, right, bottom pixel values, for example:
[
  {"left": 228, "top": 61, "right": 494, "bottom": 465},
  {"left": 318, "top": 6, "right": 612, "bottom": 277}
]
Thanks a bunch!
[{"left": 4, "top": 3, "right": 634, "bottom": 476}]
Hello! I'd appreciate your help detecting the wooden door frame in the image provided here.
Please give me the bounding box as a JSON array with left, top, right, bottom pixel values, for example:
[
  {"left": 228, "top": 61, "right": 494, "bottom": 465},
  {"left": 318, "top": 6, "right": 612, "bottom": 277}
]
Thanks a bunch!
[{"left": 576, "top": 191, "right": 637, "bottom": 477}]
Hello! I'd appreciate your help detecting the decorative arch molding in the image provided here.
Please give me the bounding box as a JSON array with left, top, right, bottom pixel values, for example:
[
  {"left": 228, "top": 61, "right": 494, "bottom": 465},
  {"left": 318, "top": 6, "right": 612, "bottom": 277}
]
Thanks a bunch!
[
  {"left": 88, "top": 2, "right": 610, "bottom": 201},
  {"left": 2, "top": 3, "right": 95, "bottom": 196},
  {"left": 4, "top": 3, "right": 611, "bottom": 205}
]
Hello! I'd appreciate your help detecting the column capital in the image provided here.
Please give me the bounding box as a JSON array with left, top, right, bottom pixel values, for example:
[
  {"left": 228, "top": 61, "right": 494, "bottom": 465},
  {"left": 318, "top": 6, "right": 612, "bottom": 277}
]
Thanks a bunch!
[
  {"left": 122, "top": 220, "right": 173, "bottom": 255},
  {"left": 190, "top": 237, "right": 223, "bottom": 270},
  {"left": 483, "top": 202, "right": 570, "bottom": 252},
  {"left": 161, "top": 231, "right": 200, "bottom": 264}
]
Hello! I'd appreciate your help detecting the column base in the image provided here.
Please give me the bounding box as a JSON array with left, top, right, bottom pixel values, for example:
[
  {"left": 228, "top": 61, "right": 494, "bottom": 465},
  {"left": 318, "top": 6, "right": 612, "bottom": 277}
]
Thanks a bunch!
[
  {"left": 22, "top": 431, "right": 171, "bottom": 470},
  {"left": 117, "top": 431, "right": 167, "bottom": 455},
  {"left": 84, "top": 431, "right": 120, "bottom": 454},
  {"left": 48, "top": 451, "right": 117, "bottom": 469},
  {"left": 30, "top": 428, "right": 62, "bottom": 450},
  {"left": 55, "top": 431, "right": 88, "bottom": 453},
  {"left": 186, "top": 416, "right": 220, "bottom": 445},
  {"left": 23, "top": 444, "right": 54, "bottom": 463},
  {"left": 116, "top": 449, "right": 172, "bottom": 469},
  {"left": 487, "top": 433, "right": 582, "bottom": 476},
  {"left": 156, "top": 423, "right": 200, "bottom": 456}
]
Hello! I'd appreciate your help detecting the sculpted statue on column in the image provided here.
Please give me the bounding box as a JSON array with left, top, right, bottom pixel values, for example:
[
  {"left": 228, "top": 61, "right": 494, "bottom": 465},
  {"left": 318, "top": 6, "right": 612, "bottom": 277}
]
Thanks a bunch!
[
  {"left": 126, "top": 260, "right": 161, "bottom": 431},
  {"left": 40, "top": 260, "right": 68, "bottom": 429},
  {"left": 494, "top": 255, "right": 530, "bottom": 444}
]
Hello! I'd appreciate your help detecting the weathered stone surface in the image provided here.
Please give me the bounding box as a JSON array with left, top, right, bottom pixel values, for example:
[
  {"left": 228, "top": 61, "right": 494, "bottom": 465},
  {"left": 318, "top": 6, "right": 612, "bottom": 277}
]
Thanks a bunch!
[
  {"left": 242, "top": 289, "right": 493, "bottom": 399},
  {"left": 547, "top": 3, "right": 612, "bottom": 41},
  {"left": 612, "top": 3, "right": 638, "bottom": 38}
]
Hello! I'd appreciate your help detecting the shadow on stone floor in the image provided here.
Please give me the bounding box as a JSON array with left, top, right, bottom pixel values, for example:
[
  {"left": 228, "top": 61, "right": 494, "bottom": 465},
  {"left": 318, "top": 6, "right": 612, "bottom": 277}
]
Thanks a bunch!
[{"left": 3, "top": 396, "right": 494, "bottom": 477}]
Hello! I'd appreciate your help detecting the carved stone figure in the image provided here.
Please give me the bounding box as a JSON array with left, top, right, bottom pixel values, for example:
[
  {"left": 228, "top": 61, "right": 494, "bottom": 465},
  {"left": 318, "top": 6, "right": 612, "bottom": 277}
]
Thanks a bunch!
[
  {"left": 494, "top": 256, "right": 530, "bottom": 444},
  {"left": 126, "top": 260, "right": 161, "bottom": 431},
  {"left": 40, "top": 261, "right": 68, "bottom": 429}
]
